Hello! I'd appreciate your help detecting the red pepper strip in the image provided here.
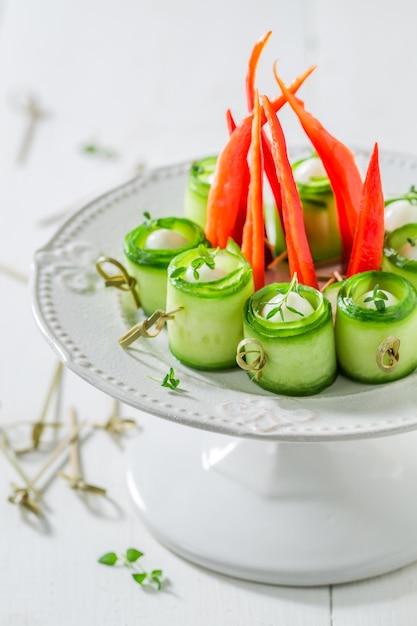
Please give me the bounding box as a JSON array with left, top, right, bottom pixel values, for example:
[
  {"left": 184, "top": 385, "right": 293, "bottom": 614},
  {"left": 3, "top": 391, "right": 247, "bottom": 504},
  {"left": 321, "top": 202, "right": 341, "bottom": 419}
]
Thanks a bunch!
[
  {"left": 205, "top": 66, "right": 316, "bottom": 248},
  {"left": 246, "top": 30, "right": 272, "bottom": 111},
  {"left": 225, "top": 108, "right": 236, "bottom": 134},
  {"left": 224, "top": 108, "right": 251, "bottom": 247},
  {"left": 241, "top": 90, "right": 265, "bottom": 290},
  {"left": 273, "top": 65, "right": 362, "bottom": 263},
  {"left": 262, "top": 132, "right": 283, "bottom": 224},
  {"left": 346, "top": 143, "right": 384, "bottom": 277},
  {"left": 262, "top": 94, "right": 318, "bottom": 289},
  {"left": 205, "top": 120, "right": 251, "bottom": 248}
]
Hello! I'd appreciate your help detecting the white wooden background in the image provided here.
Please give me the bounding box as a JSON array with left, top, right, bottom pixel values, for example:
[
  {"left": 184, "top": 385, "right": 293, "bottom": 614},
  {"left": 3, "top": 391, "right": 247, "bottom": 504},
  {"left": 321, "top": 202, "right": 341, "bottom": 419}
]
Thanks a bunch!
[{"left": 1, "top": 0, "right": 417, "bottom": 624}]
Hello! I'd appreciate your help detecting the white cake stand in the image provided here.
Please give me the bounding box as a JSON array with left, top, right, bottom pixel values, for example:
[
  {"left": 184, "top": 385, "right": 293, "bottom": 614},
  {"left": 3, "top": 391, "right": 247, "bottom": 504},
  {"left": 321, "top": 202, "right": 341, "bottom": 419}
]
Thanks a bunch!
[
  {"left": 30, "top": 154, "right": 417, "bottom": 585},
  {"left": 126, "top": 419, "right": 417, "bottom": 585}
]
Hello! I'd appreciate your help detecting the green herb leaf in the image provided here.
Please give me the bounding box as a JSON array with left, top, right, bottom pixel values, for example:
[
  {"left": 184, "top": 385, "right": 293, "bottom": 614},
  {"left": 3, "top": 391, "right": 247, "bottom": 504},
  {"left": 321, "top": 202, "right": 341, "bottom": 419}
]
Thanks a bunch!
[
  {"left": 143, "top": 211, "right": 152, "bottom": 230},
  {"left": 171, "top": 266, "right": 186, "bottom": 279},
  {"left": 263, "top": 273, "right": 304, "bottom": 321},
  {"left": 161, "top": 367, "right": 180, "bottom": 390},
  {"left": 98, "top": 552, "right": 118, "bottom": 566},
  {"left": 132, "top": 572, "right": 147, "bottom": 585},
  {"left": 149, "top": 569, "right": 164, "bottom": 590},
  {"left": 125, "top": 548, "right": 144, "bottom": 563},
  {"left": 364, "top": 284, "right": 388, "bottom": 312},
  {"left": 80, "top": 141, "right": 118, "bottom": 159},
  {"left": 407, "top": 237, "right": 416, "bottom": 247}
]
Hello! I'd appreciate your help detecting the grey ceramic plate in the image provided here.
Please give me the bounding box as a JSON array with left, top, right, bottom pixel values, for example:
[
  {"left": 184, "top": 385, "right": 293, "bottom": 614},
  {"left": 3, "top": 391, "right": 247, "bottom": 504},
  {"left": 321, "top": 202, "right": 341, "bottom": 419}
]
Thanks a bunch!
[{"left": 31, "top": 150, "right": 417, "bottom": 441}]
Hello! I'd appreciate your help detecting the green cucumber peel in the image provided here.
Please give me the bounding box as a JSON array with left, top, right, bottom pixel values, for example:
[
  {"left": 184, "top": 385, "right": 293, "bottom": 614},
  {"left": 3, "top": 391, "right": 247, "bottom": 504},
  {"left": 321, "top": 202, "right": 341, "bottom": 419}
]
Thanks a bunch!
[
  {"left": 241, "top": 282, "right": 336, "bottom": 396},
  {"left": 168, "top": 247, "right": 253, "bottom": 298},
  {"left": 335, "top": 271, "right": 417, "bottom": 384},
  {"left": 337, "top": 271, "right": 417, "bottom": 324},
  {"left": 166, "top": 246, "right": 254, "bottom": 369},
  {"left": 245, "top": 281, "right": 332, "bottom": 338},
  {"left": 187, "top": 156, "right": 218, "bottom": 197},
  {"left": 383, "top": 223, "right": 417, "bottom": 273},
  {"left": 124, "top": 216, "right": 208, "bottom": 269},
  {"left": 292, "top": 153, "right": 332, "bottom": 196}
]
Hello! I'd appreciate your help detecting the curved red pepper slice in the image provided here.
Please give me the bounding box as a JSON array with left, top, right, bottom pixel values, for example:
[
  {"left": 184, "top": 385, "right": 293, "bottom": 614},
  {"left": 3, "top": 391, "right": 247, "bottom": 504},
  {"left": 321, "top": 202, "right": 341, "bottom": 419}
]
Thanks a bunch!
[
  {"left": 241, "top": 90, "right": 265, "bottom": 290},
  {"left": 273, "top": 65, "right": 363, "bottom": 264},
  {"left": 246, "top": 30, "right": 272, "bottom": 111},
  {"left": 205, "top": 65, "right": 316, "bottom": 248},
  {"left": 262, "top": 95, "right": 318, "bottom": 289},
  {"left": 346, "top": 143, "right": 384, "bottom": 277}
]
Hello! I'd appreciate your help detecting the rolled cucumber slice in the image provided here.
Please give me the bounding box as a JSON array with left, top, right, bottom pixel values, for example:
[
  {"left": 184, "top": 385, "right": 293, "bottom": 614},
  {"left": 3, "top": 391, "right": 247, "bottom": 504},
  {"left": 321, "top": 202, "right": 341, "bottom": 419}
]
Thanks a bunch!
[
  {"left": 239, "top": 282, "right": 337, "bottom": 396},
  {"left": 184, "top": 156, "right": 217, "bottom": 229},
  {"left": 292, "top": 154, "right": 341, "bottom": 263},
  {"left": 382, "top": 223, "right": 417, "bottom": 290},
  {"left": 124, "top": 216, "right": 208, "bottom": 315},
  {"left": 384, "top": 187, "right": 417, "bottom": 232},
  {"left": 166, "top": 245, "right": 254, "bottom": 370},
  {"left": 335, "top": 270, "right": 417, "bottom": 383}
]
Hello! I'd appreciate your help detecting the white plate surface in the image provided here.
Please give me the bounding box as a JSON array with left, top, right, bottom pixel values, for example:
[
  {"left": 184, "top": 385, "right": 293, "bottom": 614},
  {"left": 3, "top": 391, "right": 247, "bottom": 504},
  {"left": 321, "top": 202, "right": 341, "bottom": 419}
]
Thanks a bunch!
[{"left": 31, "top": 150, "right": 417, "bottom": 442}]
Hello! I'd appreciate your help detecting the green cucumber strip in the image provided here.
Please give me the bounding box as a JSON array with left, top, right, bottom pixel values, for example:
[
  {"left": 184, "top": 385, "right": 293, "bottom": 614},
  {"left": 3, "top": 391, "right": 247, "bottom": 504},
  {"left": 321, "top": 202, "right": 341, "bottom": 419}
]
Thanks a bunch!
[
  {"left": 184, "top": 156, "right": 217, "bottom": 229},
  {"left": 241, "top": 283, "right": 337, "bottom": 396},
  {"left": 263, "top": 202, "right": 286, "bottom": 256},
  {"left": 322, "top": 281, "right": 344, "bottom": 320},
  {"left": 124, "top": 217, "right": 207, "bottom": 269},
  {"left": 124, "top": 259, "right": 167, "bottom": 316},
  {"left": 383, "top": 223, "right": 417, "bottom": 290},
  {"left": 166, "top": 247, "right": 254, "bottom": 369},
  {"left": 335, "top": 271, "right": 417, "bottom": 383},
  {"left": 124, "top": 216, "right": 207, "bottom": 314}
]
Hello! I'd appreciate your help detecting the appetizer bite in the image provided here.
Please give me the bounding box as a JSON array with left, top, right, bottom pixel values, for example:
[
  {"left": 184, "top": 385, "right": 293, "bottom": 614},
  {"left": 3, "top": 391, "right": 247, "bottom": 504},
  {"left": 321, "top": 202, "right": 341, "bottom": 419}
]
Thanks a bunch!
[
  {"left": 124, "top": 215, "right": 207, "bottom": 315},
  {"left": 383, "top": 223, "right": 417, "bottom": 290},
  {"left": 237, "top": 275, "right": 337, "bottom": 396},
  {"left": 335, "top": 271, "right": 417, "bottom": 383},
  {"left": 166, "top": 242, "right": 254, "bottom": 369}
]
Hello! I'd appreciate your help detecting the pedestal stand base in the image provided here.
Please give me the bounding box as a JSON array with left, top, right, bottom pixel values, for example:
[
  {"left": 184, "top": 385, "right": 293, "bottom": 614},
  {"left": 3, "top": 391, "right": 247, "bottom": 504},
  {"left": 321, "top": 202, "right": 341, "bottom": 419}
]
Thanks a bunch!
[{"left": 126, "top": 419, "right": 417, "bottom": 586}]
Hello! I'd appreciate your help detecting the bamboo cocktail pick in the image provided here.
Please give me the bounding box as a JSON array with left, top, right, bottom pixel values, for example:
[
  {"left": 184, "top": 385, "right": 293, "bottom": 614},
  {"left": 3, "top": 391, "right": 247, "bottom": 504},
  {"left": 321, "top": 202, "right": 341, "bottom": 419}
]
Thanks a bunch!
[
  {"left": 59, "top": 408, "right": 107, "bottom": 496},
  {"left": 15, "top": 361, "right": 63, "bottom": 455},
  {"left": 1, "top": 422, "right": 84, "bottom": 515},
  {"left": 93, "top": 397, "right": 138, "bottom": 435}
]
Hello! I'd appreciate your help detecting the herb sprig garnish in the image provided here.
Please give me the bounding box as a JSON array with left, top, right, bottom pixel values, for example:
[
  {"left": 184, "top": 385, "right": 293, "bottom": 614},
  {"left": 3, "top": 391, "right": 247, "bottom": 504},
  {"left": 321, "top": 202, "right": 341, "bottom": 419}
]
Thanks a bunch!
[
  {"left": 407, "top": 236, "right": 416, "bottom": 247},
  {"left": 148, "top": 367, "right": 182, "bottom": 391},
  {"left": 143, "top": 211, "right": 152, "bottom": 229},
  {"left": 264, "top": 273, "right": 305, "bottom": 321},
  {"left": 80, "top": 141, "right": 118, "bottom": 159},
  {"left": 363, "top": 284, "right": 389, "bottom": 312},
  {"left": 161, "top": 367, "right": 180, "bottom": 390},
  {"left": 171, "top": 245, "right": 218, "bottom": 280},
  {"left": 98, "top": 548, "right": 165, "bottom": 590}
]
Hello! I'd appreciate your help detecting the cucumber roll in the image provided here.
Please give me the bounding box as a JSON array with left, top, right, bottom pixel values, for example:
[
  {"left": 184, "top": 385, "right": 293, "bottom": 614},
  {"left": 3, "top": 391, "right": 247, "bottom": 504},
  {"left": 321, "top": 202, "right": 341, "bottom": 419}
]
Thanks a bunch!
[
  {"left": 384, "top": 187, "right": 417, "bottom": 232},
  {"left": 238, "top": 276, "right": 337, "bottom": 396},
  {"left": 184, "top": 156, "right": 217, "bottom": 229},
  {"left": 124, "top": 216, "right": 208, "bottom": 316},
  {"left": 335, "top": 270, "right": 417, "bottom": 383},
  {"left": 382, "top": 223, "right": 417, "bottom": 290},
  {"left": 292, "top": 153, "right": 341, "bottom": 263},
  {"left": 166, "top": 242, "right": 254, "bottom": 370}
]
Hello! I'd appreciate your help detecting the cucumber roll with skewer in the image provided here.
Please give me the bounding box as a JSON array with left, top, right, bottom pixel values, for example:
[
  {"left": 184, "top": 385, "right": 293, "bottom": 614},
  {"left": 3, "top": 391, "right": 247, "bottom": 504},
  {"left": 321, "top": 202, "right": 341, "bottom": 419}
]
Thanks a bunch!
[
  {"left": 382, "top": 223, "right": 417, "bottom": 290},
  {"left": 166, "top": 242, "right": 254, "bottom": 370},
  {"left": 124, "top": 215, "right": 208, "bottom": 315},
  {"left": 335, "top": 271, "right": 417, "bottom": 383},
  {"left": 237, "top": 275, "right": 337, "bottom": 396}
]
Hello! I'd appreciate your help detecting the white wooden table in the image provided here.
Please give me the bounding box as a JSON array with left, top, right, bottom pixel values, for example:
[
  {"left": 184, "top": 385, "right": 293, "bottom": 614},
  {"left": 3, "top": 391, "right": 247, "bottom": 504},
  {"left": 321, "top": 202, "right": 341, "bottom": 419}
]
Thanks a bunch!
[{"left": 1, "top": 1, "right": 417, "bottom": 624}]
